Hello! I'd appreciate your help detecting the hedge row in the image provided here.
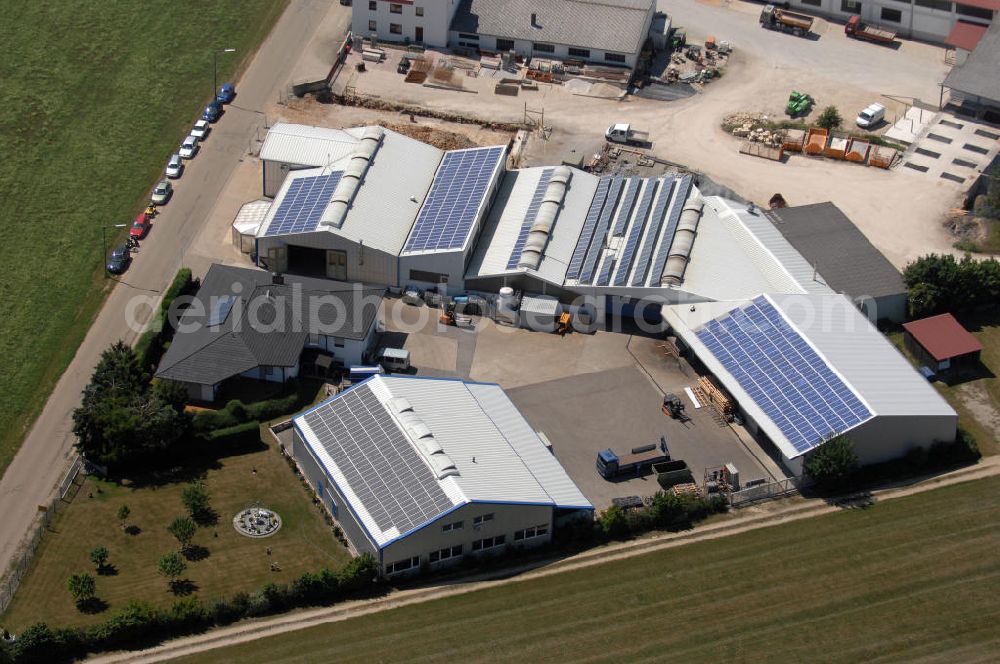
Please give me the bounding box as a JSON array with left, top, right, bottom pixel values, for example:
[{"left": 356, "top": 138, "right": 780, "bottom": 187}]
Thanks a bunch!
[
  {"left": 1, "top": 554, "right": 380, "bottom": 663},
  {"left": 596, "top": 491, "right": 728, "bottom": 542},
  {"left": 135, "top": 267, "right": 195, "bottom": 372},
  {"left": 193, "top": 391, "right": 310, "bottom": 433}
]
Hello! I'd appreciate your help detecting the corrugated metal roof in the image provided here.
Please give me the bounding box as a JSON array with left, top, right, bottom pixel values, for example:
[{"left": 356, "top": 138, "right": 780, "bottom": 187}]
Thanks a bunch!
[
  {"left": 944, "top": 20, "right": 1000, "bottom": 104},
  {"left": 664, "top": 293, "right": 956, "bottom": 460},
  {"left": 292, "top": 376, "right": 593, "bottom": 548},
  {"left": 257, "top": 129, "right": 443, "bottom": 255},
  {"left": 902, "top": 313, "right": 983, "bottom": 361},
  {"left": 450, "top": 0, "right": 655, "bottom": 55},
  {"left": 520, "top": 294, "right": 560, "bottom": 315},
  {"left": 945, "top": 21, "right": 989, "bottom": 52},
  {"left": 260, "top": 122, "right": 358, "bottom": 167}
]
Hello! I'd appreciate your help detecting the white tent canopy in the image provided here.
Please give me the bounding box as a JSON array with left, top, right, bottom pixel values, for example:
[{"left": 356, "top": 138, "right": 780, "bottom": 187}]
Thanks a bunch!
[{"left": 231, "top": 200, "right": 272, "bottom": 253}]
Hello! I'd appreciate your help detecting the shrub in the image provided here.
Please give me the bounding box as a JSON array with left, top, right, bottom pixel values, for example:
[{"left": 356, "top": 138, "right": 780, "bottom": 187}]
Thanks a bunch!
[
  {"left": 88, "top": 601, "right": 160, "bottom": 650},
  {"left": 89, "top": 546, "right": 110, "bottom": 571},
  {"left": 67, "top": 573, "right": 96, "bottom": 606},
  {"left": 816, "top": 105, "right": 842, "bottom": 131},
  {"left": 181, "top": 482, "right": 211, "bottom": 521},
  {"left": 805, "top": 435, "right": 859, "bottom": 490},
  {"left": 167, "top": 517, "right": 197, "bottom": 551},
  {"left": 10, "top": 624, "right": 57, "bottom": 664},
  {"left": 597, "top": 505, "right": 630, "bottom": 540},
  {"left": 204, "top": 421, "right": 261, "bottom": 450},
  {"left": 168, "top": 597, "right": 207, "bottom": 627},
  {"left": 337, "top": 554, "right": 379, "bottom": 593},
  {"left": 158, "top": 552, "right": 187, "bottom": 583}
]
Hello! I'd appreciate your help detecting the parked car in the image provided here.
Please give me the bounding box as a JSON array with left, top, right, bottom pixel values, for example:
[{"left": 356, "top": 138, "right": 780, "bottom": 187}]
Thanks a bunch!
[
  {"left": 202, "top": 101, "right": 223, "bottom": 123},
  {"left": 165, "top": 154, "right": 183, "bottom": 179},
  {"left": 216, "top": 82, "right": 236, "bottom": 104},
  {"left": 106, "top": 245, "right": 131, "bottom": 274},
  {"left": 401, "top": 285, "right": 425, "bottom": 305},
  {"left": 397, "top": 57, "right": 411, "bottom": 74},
  {"left": 130, "top": 212, "right": 150, "bottom": 239},
  {"left": 151, "top": 180, "right": 172, "bottom": 205},
  {"left": 191, "top": 119, "right": 211, "bottom": 140},
  {"left": 856, "top": 102, "right": 886, "bottom": 129},
  {"left": 179, "top": 135, "right": 199, "bottom": 159}
]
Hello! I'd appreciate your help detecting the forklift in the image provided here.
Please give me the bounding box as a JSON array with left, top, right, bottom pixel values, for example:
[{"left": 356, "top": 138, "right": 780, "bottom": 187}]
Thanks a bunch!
[
  {"left": 439, "top": 302, "right": 474, "bottom": 328},
  {"left": 662, "top": 393, "right": 689, "bottom": 421}
]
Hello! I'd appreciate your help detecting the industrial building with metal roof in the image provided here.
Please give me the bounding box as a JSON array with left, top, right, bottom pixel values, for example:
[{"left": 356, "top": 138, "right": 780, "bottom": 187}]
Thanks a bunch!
[
  {"left": 765, "top": 202, "right": 908, "bottom": 323},
  {"left": 944, "top": 19, "right": 1000, "bottom": 116},
  {"left": 290, "top": 375, "right": 593, "bottom": 575},
  {"left": 155, "top": 264, "right": 383, "bottom": 402},
  {"left": 663, "top": 294, "right": 957, "bottom": 475},
  {"left": 903, "top": 313, "right": 984, "bottom": 373}
]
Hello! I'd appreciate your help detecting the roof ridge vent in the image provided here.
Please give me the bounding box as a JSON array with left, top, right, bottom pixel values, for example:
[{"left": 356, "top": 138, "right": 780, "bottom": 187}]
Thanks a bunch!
[
  {"left": 319, "top": 126, "right": 385, "bottom": 229},
  {"left": 661, "top": 184, "right": 703, "bottom": 286},
  {"left": 518, "top": 166, "right": 571, "bottom": 270},
  {"left": 386, "top": 397, "right": 460, "bottom": 479}
]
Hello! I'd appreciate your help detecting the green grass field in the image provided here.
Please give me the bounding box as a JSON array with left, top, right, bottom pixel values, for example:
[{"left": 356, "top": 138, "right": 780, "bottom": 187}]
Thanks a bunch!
[
  {"left": 0, "top": 0, "right": 287, "bottom": 477},
  {"left": 181, "top": 477, "right": 1000, "bottom": 664},
  {"left": 0, "top": 438, "right": 351, "bottom": 631}
]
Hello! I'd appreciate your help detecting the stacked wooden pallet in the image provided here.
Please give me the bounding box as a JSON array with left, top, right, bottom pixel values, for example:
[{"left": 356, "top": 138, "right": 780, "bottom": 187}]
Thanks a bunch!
[
  {"left": 671, "top": 483, "right": 700, "bottom": 498},
  {"left": 697, "top": 376, "right": 735, "bottom": 421}
]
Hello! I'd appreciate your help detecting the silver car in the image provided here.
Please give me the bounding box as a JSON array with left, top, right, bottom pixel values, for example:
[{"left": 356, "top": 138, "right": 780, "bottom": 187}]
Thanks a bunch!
[
  {"left": 179, "top": 135, "right": 199, "bottom": 159},
  {"left": 191, "top": 119, "right": 211, "bottom": 140},
  {"left": 151, "top": 180, "right": 173, "bottom": 205},
  {"left": 165, "top": 154, "right": 183, "bottom": 179}
]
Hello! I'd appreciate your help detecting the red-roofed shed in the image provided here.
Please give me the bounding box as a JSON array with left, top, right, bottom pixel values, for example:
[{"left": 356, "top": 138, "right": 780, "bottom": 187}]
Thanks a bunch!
[
  {"left": 902, "top": 313, "right": 983, "bottom": 372},
  {"left": 945, "top": 21, "right": 989, "bottom": 53}
]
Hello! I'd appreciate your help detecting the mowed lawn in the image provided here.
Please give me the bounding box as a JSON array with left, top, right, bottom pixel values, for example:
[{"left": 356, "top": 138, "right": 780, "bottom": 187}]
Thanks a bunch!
[
  {"left": 0, "top": 0, "right": 286, "bottom": 476},
  {"left": 183, "top": 477, "right": 1000, "bottom": 664},
  {"left": 1, "top": 438, "right": 351, "bottom": 631}
]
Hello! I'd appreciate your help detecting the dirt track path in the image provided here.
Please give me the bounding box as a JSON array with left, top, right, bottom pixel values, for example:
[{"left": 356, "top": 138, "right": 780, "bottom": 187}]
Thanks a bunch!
[{"left": 91, "top": 457, "right": 1000, "bottom": 663}]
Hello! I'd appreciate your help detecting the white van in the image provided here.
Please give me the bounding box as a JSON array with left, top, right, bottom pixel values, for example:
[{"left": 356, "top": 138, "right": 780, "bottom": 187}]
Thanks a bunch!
[
  {"left": 377, "top": 348, "right": 411, "bottom": 372},
  {"left": 856, "top": 103, "right": 886, "bottom": 129}
]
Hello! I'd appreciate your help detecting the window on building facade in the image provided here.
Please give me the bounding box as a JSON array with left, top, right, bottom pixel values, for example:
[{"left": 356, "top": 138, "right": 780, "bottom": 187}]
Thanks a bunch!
[
  {"left": 568, "top": 47, "right": 590, "bottom": 58},
  {"left": 496, "top": 38, "right": 515, "bottom": 51},
  {"left": 368, "top": 20, "right": 377, "bottom": 31},
  {"left": 473, "top": 513, "right": 494, "bottom": 526},
  {"left": 390, "top": 22, "right": 402, "bottom": 34},
  {"left": 514, "top": 524, "right": 549, "bottom": 541},
  {"left": 800, "top": 0, "right": 821, "bottom": 6},
  {"left": 458, "top": 33, "right": 480, "bottom": 40},
  {"left": 533, "top": 42, "right": 555, "bottom": 53},
  {"left": 956, "top": 3, "right": 992, "bottom": 18},
  {"left": 880, "top": 6, "right": 903, "bottom": 20},
  {"left": 390, "top": 3, "right": 402, "bottom": 13},
  {"left": 840, "top": 0, "right": 862, "bottom": 13},
  {"left": 914, "top": 0, "right": 951, "bottom": 9},
  {"left": 441, "top": 520, "right": 464, "bottom": 532},
  {"left": 429, "top": 545, "right": 463, "bottom": 563},
  {"left": 368, "top": 0, "right": 376, "bottom": 10},
  {"left": 409, "top": 268, "right": 448, "bottom": 284},
  {"left": 385, "top": 556, "right": 420, "bottom": 574},
  {"left": 471, "top": 535, "right": 506, "bottom": 551},
  {"left": 604, "top": 52, "right": 626, "bottom": 63},
  {"left": 415, "top": 6, "right": 424, "bottom": 16}
]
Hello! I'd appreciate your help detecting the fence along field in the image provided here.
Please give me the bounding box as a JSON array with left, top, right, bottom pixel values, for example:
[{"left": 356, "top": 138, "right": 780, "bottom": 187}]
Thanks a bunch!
[{"left": 0, "top": 0, "right": 286, "bottom": 478}]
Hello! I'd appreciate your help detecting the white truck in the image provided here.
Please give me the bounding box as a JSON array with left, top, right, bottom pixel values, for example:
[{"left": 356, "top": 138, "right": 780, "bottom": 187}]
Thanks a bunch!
[{"left": 605, "top": 123, "right": 650, "bottom": 146}]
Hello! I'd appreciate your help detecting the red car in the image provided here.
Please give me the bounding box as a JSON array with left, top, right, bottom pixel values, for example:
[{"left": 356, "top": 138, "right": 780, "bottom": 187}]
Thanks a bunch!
[{"left": 130, "top": 212, "right": 150, "bottom": 239}]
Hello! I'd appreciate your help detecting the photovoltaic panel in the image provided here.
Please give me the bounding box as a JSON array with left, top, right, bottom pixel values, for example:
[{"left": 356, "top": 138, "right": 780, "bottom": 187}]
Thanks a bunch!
[
  {"left": 264, "top": 172, "right": 343, "bottom": 236},
  {"left": 611, "top": 178, "right": 641, "bottom": 236},
  {"left": 650, "top": 175, "right": 692, "bottom": 285},
  {"left": 506, "top": 168, "right": 554, "bottom": 269},
  {"left": 301, "top": 384, "right": 454, "bottom": 535},
  {"left": 630, "top": 177, "right": 676, "bottom": 286},
  {"left": 595, "top": 256, "right": 616, "bottom": 286},
  {"left": 579, "top": 177, "right": 624, "bottom": 284},
  {"left": 695, "top": 296, "right": 872, "bottom": 454},
  {"left": 404, "top": 146, "right": 505, "bottom": 252},
  {"left": 565, "top": 177, "right": 612, "bottom": 279},
  {"left": 612, "top": 179, "right": 660, "bottom": 286}
]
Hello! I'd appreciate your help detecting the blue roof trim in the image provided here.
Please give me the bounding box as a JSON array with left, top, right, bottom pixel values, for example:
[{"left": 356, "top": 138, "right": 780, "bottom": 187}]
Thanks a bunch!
[{"left": 292, "top": 375, "right": 378, "bottom": 422}]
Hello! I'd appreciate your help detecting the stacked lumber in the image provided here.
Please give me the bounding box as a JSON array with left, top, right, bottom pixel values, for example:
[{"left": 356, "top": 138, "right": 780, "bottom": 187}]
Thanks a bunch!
[
  {"left": 405, "top": 58, "right": 431, "bottom": 84},
  {"left": 697, "top": 376, "right": 735, "bottom": 421},
  {"left": 671, "top": 483, "right": 700, "bottom": 497}
]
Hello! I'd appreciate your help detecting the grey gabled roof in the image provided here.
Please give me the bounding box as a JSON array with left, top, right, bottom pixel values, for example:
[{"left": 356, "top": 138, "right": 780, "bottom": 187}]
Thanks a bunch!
[
  {"left": 156, "top": 264, "right": 383, "bottom": 386},
  {"left": 765, "top": 203, "right": 905, "bottom": 300},
  {"left": 943, "top": 20, "right": 1000, "bottom": 105},
  {"left": 450, "top": 0, "right": 655, "bottom": 56}
]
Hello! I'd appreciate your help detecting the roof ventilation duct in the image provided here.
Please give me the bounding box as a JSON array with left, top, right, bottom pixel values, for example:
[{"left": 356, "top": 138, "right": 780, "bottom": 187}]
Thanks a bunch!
[
  {"left": 319, "top": 126, "right": 384, "bottom": 229},
  {"left": 661, "top": 194, "right": 704, "bottom": 285},
  {"left": 518, "top": 166, "right": 571, "bottom": 270}
]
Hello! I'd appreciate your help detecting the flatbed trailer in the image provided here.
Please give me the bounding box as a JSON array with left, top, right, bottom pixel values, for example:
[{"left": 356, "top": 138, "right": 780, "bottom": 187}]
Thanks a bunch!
[
  {"left": 845, "top": 16, "right": 897, "bottom": 44},
  {"left": 597, "top": 439, "right": 670, "bottom": 479}
]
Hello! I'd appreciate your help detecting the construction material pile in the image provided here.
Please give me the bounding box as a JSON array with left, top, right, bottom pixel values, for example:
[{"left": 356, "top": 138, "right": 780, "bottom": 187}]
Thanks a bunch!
[
  {"left": 723, "top": 112, "right": 784, "bottom": 147},
  {"left": 375, "top": 120, "right": 480, "bottom": 151}
]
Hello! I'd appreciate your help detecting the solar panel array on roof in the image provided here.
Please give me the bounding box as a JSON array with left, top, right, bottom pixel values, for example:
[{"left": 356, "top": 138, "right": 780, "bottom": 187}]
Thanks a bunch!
[
  {"left": 506, "top": 168, "right": 554, "bottom": 269},
  {"left": 579, "top": 177, "right": 624, "bottom": 284},
  {"left": 301, "top": 384, "right": 454, "bottom": 535},
  {"left": 264, "top": 172, "right": 343, "bottom": 236},
  {"left": 596, "top": 256, "right": 616, "bottom": 286},
  {"left": 613, "top": 180, "right": 660, "bottom": 286},
  {"left": 566, "top": 177, "right": 612, "bottom": 279},
  {"left": 695, "top": 296, "right": 872, "bottom": 454},
  {"left": 612, "top": 178, "right": 641, "bottom": 236},
  {"left": 649, "top": 175, "right": 692, "bottom": 285},
  {"left": 630, "top": 177, "right": 676, "bottom": 286},
  {"left": 404, "top": 146, "right": 505, "bottom": 252}
]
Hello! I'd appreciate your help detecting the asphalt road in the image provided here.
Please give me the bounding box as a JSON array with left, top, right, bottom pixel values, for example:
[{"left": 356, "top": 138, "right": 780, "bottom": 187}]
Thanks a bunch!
[{"left": 0, "top": 0, "right": 340, "bottom": 582}]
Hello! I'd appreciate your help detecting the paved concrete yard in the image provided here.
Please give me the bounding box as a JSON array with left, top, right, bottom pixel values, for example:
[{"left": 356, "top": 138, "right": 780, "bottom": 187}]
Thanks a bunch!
[
  {"left": 507, "top": 365, "right": 772, "bottom": 510},
  {"left": 900, "top": 113, "right": 1000, "bottom": 185}
]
